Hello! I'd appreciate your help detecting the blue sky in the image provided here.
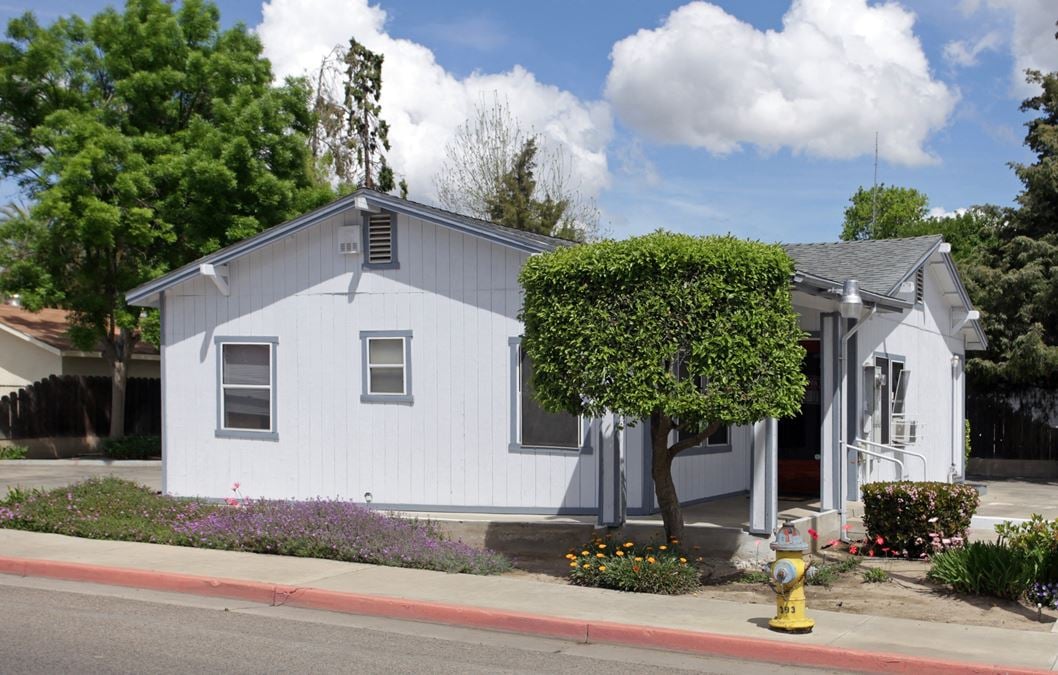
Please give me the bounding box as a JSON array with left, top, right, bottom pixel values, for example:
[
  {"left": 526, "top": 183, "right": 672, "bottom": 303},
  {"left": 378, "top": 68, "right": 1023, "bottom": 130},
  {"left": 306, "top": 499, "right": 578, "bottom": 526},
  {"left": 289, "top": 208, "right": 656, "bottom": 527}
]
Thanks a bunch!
[{"left": 5, "top": 0, "right": 1054, "bottom": 243}]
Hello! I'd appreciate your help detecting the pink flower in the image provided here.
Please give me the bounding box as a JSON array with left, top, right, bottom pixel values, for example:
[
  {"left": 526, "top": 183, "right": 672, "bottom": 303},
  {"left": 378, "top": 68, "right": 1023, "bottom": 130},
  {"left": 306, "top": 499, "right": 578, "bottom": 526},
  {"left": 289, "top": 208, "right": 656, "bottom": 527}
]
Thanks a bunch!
[
  {"left": 231, "top": 482, "right": 240, "bottom": 492},
  {"left": 807, "top": 528, "right": 819, "bottom": 540},
  {"left": 225, "top": 497, "right": 238, "bottom": 506},
  {"left": 849, "top": 545, "right": 859, "bottom": 555}
]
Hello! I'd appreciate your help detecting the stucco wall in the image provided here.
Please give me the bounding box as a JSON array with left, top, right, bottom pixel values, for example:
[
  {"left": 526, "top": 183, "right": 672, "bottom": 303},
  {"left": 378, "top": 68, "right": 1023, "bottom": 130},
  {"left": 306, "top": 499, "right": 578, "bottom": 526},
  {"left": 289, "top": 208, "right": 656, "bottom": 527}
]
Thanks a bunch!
[{"left": 0, "top": 329, "right": 61, "bottom": 397}]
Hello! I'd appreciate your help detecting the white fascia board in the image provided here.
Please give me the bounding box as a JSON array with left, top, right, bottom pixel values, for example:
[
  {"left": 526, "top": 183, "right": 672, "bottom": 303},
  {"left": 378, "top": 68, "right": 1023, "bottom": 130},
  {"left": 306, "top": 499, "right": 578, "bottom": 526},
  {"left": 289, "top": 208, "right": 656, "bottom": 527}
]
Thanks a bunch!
[{"left": 0, "top": 321, "right": 62, "bottom": 356}]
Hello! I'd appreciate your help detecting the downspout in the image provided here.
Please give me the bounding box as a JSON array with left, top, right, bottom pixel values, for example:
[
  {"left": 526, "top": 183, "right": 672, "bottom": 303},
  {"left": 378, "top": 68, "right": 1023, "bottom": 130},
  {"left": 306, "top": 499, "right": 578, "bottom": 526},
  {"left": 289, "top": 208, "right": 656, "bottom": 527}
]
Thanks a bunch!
[
  {"left": 838, "top": 282, "right": 877, "bottom": 542},
  {"left": 949, "top": 354, "right": 961, "bottom": 483}
]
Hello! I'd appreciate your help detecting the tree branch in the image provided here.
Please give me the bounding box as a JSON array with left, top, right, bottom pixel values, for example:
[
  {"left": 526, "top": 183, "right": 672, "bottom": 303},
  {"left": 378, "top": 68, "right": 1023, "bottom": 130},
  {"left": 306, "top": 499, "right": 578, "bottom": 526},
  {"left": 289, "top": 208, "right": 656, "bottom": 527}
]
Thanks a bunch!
[{"left": 668, "top": 421, "right": 721, "bottom": 457}]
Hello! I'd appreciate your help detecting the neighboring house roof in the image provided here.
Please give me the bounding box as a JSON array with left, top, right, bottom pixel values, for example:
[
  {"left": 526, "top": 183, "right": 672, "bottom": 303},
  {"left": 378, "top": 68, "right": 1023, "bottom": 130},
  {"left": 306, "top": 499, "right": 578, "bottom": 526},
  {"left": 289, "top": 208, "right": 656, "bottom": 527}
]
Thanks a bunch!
[
  {"left": 126, "top": 188, "right": 572, "bottom": 307},
  {"left": 0, "top": 304, "right": 157, "bottom": 357},
  {"left": 782, "top": 235, "right": 943, "bottom": 298}
]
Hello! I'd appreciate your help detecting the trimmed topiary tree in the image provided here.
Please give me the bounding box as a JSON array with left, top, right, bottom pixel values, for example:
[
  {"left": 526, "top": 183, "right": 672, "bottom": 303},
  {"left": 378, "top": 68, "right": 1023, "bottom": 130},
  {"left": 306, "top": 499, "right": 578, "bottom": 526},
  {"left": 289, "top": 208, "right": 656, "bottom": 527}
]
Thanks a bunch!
[{"left": 519, "top": 232, "right": 807, "bottom": 539}]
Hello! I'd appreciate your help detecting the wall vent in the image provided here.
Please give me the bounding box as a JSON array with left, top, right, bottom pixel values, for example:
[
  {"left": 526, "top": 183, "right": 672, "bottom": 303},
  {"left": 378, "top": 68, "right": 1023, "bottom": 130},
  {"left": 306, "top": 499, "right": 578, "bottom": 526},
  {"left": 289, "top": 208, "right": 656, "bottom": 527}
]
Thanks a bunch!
[
  {"left": 338, "top": 225, "right": 360, "bottom": 255},
  {"left": 367, "top": 213, "right": 393, "bottom": 264},
  {"left": 915, "top": 267, "right": 925, "bottom": 304}
]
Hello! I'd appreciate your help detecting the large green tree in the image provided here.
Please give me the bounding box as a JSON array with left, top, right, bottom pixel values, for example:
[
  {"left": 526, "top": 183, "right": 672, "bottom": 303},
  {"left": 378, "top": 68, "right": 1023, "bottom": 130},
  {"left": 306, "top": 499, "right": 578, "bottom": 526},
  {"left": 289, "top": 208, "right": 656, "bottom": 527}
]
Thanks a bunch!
[
  {"left": 840, "top": 184, "right": 930, "bottom": 241},
  {"left": 520, "top": 232, "right": 807, "bottom": 539},
  {"left": 0, "top": 0, "right": 331, "bottom": 436}
]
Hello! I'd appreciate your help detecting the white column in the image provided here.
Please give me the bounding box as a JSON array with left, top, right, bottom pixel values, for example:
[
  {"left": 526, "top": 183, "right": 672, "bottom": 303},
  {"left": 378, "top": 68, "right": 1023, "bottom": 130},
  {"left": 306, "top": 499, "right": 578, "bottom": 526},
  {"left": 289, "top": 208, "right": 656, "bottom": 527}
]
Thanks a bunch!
[
  {"left": 748, "top": 417, "right": 778, "bottom": 534},
  {"left": 596, "top": 414, "right": 626, "bottom": 527},
  {"left": 820, "top": 313, "right": 841, "bottom": 511}
]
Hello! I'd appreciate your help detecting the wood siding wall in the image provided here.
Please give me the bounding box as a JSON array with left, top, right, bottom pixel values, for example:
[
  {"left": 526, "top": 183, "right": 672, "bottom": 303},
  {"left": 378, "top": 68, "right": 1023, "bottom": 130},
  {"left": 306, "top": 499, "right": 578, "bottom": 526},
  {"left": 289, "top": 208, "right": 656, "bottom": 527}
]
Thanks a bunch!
[{"left": 161, "top": 209, "right": 597, "bottom": 511}]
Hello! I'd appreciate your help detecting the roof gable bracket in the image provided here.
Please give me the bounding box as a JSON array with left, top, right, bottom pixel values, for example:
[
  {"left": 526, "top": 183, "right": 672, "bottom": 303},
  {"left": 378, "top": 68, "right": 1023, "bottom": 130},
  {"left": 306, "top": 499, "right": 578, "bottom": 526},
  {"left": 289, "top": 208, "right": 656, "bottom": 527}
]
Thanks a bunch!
[
  {"left": 200, "top": 263, "right": 230, "bottom": 296},
  {"left": 951, "top": 308, "right": 980, "bottom": 334}
]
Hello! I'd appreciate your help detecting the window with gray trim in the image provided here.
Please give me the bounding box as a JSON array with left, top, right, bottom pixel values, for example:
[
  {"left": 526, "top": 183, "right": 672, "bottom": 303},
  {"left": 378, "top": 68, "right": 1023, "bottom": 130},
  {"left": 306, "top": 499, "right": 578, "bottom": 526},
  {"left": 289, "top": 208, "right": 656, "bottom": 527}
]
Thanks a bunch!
[
  {"left": 517, "top": 346, "right": 580, "bottom": 449},
  {"left": 219, "top": 342, "right": 274, "bottom": 432},
  {"left": 360, "top": 330, "right": 413, "bottom": 403}
]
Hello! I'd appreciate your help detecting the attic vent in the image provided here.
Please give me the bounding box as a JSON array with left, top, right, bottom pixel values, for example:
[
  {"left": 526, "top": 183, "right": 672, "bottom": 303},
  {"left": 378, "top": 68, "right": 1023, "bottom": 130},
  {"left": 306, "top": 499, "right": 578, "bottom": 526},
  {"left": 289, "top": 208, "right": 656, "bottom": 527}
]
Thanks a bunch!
[
  {"left": 367, "top": 212, "right": 394, "bottom": 264},
  {"left": 915, "top": 267, "right": 925, "bottom": 304}
]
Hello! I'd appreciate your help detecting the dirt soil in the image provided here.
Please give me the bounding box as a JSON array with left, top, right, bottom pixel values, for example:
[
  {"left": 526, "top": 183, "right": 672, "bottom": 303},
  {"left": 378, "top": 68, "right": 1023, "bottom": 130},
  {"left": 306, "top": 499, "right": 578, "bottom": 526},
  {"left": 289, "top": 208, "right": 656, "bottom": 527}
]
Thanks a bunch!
[{"left": 505, "top": 554, "right": 1058, "bottom": 633}]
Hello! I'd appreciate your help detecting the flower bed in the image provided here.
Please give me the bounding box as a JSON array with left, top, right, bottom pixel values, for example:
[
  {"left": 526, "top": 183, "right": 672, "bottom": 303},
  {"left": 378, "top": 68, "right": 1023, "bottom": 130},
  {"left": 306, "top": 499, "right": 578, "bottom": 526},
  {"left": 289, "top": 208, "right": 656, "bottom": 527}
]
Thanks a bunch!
[
  {"left": 0, "top": 478, "right": 509, "bottom": 575},
  {"left": 566, "top": 537, "right": 701, "bottom": 594}
]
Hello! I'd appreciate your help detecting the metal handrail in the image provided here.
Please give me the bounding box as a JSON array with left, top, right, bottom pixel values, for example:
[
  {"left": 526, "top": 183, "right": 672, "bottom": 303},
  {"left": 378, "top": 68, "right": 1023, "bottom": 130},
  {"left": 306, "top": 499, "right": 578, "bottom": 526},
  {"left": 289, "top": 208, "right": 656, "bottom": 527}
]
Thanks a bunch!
[
  {"left": 855, "top": 438, "right": 927, "bottom": 481},
  {"left": 845, "top": 443, "right": 905, "bottom": 480}
]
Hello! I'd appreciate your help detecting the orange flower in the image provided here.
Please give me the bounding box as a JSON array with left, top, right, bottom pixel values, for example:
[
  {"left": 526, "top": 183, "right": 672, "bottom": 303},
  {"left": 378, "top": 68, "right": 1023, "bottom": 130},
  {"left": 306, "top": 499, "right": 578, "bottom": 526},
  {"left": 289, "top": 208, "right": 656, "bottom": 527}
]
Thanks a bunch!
[
  {"left": 597, "top": 543, "right": 607, "bottom": 549},
  {"left": 582, "top": 563, "right": 590, "bottom": 568},
  {"left": 634, "top": 556, "right": 643, "bottom": 562},
  {"left": 598, "top": 565, "right": 606, "bottom": 571},
  {"left": 615, "top": 550, "right": 625, "bottom": 557},
  {"left": 659, "top": 545, "right": 668, "bottom": 550},
  {"left": 565, "top": 553, "right": 575, "bottom": 560},
  {"left": 670, "top": 537, "right": 680, "bottom": 543},
  {"left": 569, "top": 561, "right": 578, "bottom": 567},
  {"left": 595, "top": 553, "right": 605, "bottom": 558},
  {"left": 623, "top": 542, "right": 634, "bottom": 548},
  {"left": 647, "top": 556, "right": 656, "bottom": 564},
  {"left": 679, "top": 557, "right": 687, "bottom": 563},
  {"left": 581, "top": 550, "right": 590, "bottom": 556}
]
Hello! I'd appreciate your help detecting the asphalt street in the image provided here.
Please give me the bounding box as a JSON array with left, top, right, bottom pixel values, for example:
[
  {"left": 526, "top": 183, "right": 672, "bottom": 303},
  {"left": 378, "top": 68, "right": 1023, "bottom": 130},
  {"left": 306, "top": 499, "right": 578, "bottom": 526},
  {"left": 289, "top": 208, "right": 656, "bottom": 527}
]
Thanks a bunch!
[{"left": 0, "top": 576, "right": 847, "bottom": 674}]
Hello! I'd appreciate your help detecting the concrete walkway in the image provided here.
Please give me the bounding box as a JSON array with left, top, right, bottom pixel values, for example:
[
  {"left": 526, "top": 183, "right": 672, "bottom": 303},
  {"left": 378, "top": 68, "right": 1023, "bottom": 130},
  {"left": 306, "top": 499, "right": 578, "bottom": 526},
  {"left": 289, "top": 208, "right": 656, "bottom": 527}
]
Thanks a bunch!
[
  {"left": 0, "top": 459, "right": 161, "bottom": 495},
  {"left": 0, "top": 529, "right": 1054, "bottom": 673}
]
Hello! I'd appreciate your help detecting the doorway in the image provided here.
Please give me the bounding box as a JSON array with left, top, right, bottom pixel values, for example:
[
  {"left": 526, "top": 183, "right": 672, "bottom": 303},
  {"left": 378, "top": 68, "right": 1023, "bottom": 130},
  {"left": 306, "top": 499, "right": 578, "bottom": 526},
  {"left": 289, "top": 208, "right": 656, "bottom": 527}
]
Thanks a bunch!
[{"left": 778, "top": 340, "right": 822, "bottom": 497}]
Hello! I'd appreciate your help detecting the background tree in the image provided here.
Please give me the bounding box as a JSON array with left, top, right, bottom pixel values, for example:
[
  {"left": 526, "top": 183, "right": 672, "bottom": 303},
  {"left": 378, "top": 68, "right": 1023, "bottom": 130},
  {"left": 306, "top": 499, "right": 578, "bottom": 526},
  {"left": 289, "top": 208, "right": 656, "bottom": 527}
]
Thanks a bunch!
[
  {"left": 309, "top": 38, "right": 405, "bottom": 195},
  {"left": 519, "top": 232, "right": 807, "bottom": 539},
  {"left": 840, "top": 184, "right": 930, "bottom": 241},
  {"left": 0, "top": 0, "right": 332, "bottom": 437},
  {"left": 435, "top": 95, "right": 600, "bottom": 241}
]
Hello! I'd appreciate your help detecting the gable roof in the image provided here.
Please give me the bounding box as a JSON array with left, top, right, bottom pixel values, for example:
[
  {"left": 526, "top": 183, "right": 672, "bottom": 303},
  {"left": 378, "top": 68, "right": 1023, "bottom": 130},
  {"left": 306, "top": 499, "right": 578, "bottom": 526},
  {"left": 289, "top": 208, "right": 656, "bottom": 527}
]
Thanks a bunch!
[
  {"left": 782, "top": 235, "right": 943, "bottom": 297},
  {"left": 0, "top": 304, "right": 156, "bottom": 356},
  {"left": 126, "top": 188, "right": 571, "bottom": 307}
]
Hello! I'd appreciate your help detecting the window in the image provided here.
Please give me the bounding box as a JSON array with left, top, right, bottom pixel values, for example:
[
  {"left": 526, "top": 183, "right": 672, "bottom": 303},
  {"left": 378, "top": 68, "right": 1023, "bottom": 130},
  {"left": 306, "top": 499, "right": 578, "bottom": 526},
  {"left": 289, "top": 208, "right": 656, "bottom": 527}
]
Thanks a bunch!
[
  {"left": 674, "top": 357, "right": 730, "bottom": 450},
  {"left": 360, "top": 331, "right": 413, "bottom": 403},
  {"left": 363, "top": 211, "right": 398, "bottom": 269},
  {"left": 512, "top": 341, "right": 581, "bottom": 450},
  {"left": 216, "top": 338, "right": 277, "bottom": 439}
]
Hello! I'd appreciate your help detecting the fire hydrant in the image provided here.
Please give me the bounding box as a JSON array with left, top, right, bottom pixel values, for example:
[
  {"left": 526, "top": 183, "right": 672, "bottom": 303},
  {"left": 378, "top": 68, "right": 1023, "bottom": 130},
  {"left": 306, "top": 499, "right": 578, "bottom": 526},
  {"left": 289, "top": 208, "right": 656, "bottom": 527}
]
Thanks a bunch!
[{"left": 767, "top": 521, "right": 815, "bottom": 634}]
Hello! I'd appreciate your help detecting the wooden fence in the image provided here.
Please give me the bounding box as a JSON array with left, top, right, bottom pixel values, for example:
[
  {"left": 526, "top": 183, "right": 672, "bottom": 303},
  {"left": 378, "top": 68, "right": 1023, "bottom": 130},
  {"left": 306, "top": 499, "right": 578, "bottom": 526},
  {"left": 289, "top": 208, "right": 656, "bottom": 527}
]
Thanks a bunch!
[
  {"left": 0, "top": 375, "right": 160, "bottom": 440},
  {"left": 968, "top": 390, "right": 1058, "bottom": 461}
]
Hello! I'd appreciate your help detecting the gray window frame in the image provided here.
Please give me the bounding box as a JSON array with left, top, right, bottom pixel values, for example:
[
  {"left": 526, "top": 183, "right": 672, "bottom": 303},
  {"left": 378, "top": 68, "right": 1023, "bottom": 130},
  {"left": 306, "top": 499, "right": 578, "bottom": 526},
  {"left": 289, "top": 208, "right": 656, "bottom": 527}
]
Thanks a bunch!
[
  {"left": 360, "top": 330, "right": 413, "bottom": 404},
  {"left": 507, "top": 337, "right": 591, "bottom": 454},
  {"left": 673, "top": 358, "right": 732, "bottom": 456},
  {"left": 214, "top": 336, "right": 279, "bottom": 441},
  {"left": 361, "top": 209, "right": 400, "bottom": 270}
]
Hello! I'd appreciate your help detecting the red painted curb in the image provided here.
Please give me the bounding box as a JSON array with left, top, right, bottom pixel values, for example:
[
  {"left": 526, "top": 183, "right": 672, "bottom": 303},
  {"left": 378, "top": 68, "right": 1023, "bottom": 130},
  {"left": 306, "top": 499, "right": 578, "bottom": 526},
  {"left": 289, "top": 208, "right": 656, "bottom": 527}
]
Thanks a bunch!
[{"left": 0, "top": 556, "right": 1047, "bottom": 675}]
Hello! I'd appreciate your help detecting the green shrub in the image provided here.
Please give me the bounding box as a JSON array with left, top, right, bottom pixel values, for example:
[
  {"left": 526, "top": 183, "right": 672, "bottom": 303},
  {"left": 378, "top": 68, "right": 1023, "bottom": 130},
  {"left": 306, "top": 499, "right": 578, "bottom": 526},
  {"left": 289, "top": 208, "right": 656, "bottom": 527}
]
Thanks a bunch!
[
  {"left": 995, "top": 514, "right": 1058, "bottom": 582},
  {"left": 101, "top": 435, "right": 160, "bottom": 460},
  {"left": 927, "top": 541, "right": 1036, "bottom": 599},
  {"left": 807, "top": 556, "right": 860, "bottom": 587},
  {"left": 736, "top": 569, "right": 769, "bottom": 584},
  {"left": 566, "top": 538, "right": 700, "bottom": 594},
  {"left": 862, "top": 567, "right": 890, "bottom": 583},
  {"left": 0, "top": 445, "right": 28, "bottom": 460},
  {"left": 861, "top": 481, "right": 979, "bottom": 559}
]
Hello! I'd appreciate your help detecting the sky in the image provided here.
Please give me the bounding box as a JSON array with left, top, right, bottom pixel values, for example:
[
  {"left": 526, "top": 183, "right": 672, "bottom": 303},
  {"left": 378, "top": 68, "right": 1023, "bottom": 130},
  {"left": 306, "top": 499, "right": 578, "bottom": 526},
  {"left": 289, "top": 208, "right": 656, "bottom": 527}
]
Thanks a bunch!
[{"left": 5, "top": 0, "right": 1057, "bottom": 243}]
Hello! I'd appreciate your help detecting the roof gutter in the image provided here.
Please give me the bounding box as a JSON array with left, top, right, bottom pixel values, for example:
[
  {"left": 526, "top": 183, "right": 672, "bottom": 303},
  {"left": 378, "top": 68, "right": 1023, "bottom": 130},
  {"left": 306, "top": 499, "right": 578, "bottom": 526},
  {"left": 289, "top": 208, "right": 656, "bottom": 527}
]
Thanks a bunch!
[{"left": 792, "top": 271, "right": 910, "bottom": 312}]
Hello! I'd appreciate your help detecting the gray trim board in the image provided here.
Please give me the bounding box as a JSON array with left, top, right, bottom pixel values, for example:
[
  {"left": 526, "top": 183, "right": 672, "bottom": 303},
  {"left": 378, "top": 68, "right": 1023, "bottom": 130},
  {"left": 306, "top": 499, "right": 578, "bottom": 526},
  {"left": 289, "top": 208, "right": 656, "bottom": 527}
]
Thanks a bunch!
[
  {"left": 824, "top": 312, "right": 841, "bottom": 512},
  {"left": 363, "top": 503, "right": 598, "bottom": 516},
  {"left": 159, "top": 291, "right": 167, "bottom": 494},
  {"left": 214, "top": 336, "right": 279, "bottom": 442},
  {"left": 359, "top": 330, "right": 414, "bottom": 404},
  {"left": 642, "top": 422, "right": 653, "bottom": 512}
]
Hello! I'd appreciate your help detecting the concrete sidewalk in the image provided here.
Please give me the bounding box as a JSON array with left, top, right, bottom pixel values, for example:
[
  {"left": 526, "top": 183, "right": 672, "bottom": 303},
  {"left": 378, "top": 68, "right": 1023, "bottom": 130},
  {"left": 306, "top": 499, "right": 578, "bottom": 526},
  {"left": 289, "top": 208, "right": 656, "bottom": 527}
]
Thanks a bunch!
[{"left": 0, "top": 529, "right": 1055, "bottom": 674}]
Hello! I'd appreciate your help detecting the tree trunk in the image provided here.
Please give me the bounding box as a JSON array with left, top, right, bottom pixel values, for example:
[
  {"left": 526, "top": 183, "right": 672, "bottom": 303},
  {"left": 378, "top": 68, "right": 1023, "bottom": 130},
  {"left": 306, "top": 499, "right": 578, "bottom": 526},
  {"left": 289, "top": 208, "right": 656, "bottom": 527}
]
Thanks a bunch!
[
  {"left": 104, "top": 327, "right": 132, "bottom": 440},
  {"left": 650, "top": 412, "right": 683, "bottom": 541}
]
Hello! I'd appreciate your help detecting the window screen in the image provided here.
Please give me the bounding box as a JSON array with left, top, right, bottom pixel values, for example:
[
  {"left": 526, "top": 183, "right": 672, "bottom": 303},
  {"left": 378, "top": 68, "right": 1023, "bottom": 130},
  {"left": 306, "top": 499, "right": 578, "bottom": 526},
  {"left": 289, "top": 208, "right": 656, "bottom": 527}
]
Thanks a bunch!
[
  {"left": 519, "top": 349, "right": 579, "bottom": 448},
  {"left": 221, "top": 343, "right": 272, "bottom": 431}
]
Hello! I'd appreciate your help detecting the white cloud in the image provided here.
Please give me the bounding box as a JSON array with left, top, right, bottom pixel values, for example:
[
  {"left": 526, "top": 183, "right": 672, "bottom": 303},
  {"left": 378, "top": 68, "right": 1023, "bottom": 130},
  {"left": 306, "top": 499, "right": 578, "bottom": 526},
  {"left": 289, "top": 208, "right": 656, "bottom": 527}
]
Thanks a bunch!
[
  {"left": 257, "top": 0, "right": 611, "bottom": 202},
  {"left": 943, "top": 30, "right": 1003, "bottom": 67},
  {"left": 972, "top": 0, "right": 1058, "bottom": 95},
  {"left": 929, "top": 206, "right": 969, "bottom": 219},
  {"left": 604, "top": 0, "right": 957, "bottom": 167}
]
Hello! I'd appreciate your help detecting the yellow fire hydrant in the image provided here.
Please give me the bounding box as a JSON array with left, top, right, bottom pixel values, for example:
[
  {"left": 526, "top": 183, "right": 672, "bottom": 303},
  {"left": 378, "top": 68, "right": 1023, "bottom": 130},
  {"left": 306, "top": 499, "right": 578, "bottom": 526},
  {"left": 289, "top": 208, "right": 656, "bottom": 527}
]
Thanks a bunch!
[{"left": 767, "top": 521, "right": 815, "bottom": 634}]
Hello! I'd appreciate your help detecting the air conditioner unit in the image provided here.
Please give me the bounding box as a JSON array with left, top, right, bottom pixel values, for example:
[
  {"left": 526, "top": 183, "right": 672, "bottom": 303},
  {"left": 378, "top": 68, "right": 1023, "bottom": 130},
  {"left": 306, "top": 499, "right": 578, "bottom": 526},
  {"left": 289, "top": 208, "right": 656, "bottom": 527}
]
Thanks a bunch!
[
  {"left": 891, "top": 418, "right": 918, "bottom": 445},
  {"left": 338, "top": 225, "right": 361, "bottom": 255}
]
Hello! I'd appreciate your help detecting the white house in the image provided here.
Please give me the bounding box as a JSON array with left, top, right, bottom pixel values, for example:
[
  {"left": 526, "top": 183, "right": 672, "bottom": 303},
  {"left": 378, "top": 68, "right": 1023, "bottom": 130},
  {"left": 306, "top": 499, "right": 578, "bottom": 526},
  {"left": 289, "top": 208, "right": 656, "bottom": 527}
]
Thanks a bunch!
[{"left": 126, "top": 189, "right": 986, "bottom": 533}]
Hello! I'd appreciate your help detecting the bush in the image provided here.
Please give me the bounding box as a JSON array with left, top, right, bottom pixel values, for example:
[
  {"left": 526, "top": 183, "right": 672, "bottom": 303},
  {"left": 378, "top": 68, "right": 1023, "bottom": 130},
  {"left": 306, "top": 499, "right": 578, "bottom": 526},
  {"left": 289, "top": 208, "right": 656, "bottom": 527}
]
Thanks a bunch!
[
  {"left": 862, "top": 567, "right": 890, "bottom": 583},
  {"left": 927, "top": 541, "right": 1037, "bottom": 599},
  {"left": 996, "top": 514, "right": 1058, "bottom": 583},
  {"left": 861, "top": 481, "right": 979, "bottom": 559},
  {"left": 101, "top": 435, "right": 161, "bottom": 460},
  {"left": 806, "top": 556, "right": 860, "bottom": 587},
  {"left": 0, "top": 478, "right": 510, "bottom": 575},
  {"left": 1027, "top": 581, "right": 1058, "bottom": 609},
  {"left": 0, "top": 445, "right": 27, "bottom": 460},
  {"left": 566, "top": 538, "right": 700, "bottom": 594}
]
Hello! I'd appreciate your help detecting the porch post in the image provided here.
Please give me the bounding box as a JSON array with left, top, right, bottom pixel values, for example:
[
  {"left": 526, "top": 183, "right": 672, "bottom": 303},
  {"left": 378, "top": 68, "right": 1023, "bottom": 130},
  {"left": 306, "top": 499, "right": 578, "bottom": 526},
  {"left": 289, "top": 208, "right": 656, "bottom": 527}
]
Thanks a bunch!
[
  {"left": 748, "top": 417, "right": 778, "bottom": 535},
  {"left": 820, "top": 312, "right": 842, "bottom": 511},
  {"left": 597, "top": 414, "right": 626, "bottom": 527}
]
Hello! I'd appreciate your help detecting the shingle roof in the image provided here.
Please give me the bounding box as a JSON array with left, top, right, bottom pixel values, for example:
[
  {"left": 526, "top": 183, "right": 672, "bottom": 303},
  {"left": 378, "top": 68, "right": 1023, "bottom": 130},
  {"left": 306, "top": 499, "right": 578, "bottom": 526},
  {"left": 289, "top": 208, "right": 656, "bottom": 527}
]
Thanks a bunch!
[
  {"left": 361, "top": 189, "right": 573, "bottom": 252},
  {"left": 782, "top": 235, "right": 943, "bottom": 297},
  {"left": 0, "top": 304, "right": 156, "bottom": 355}
]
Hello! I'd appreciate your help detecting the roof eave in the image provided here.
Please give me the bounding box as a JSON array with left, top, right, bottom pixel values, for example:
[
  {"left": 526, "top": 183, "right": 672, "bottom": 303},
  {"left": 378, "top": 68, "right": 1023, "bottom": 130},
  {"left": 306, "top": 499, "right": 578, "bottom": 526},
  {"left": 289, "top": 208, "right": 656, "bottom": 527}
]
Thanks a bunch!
[{"left": 793, "top": 271, "right": 911, "bottom": 312}]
